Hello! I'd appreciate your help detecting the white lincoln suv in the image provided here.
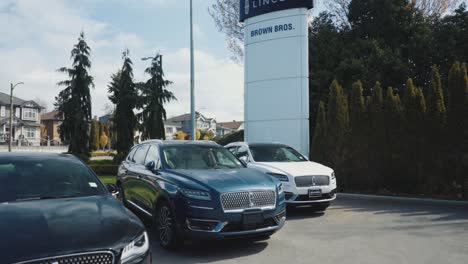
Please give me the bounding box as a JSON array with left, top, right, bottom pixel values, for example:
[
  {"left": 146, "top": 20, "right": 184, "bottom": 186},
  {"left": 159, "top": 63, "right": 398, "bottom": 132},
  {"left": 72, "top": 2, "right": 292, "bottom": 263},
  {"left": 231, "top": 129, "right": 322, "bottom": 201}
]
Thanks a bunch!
[{"left": 225, "top": 142, "right": 337, "bottom": 211}]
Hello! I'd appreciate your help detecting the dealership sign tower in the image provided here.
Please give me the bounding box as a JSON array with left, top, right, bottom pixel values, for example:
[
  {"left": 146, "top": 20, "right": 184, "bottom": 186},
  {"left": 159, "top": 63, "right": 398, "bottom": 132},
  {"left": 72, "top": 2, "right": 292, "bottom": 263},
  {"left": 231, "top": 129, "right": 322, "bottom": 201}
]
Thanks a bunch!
[{"left": 241, "top": 0, "right": 314, "bottom": 156}]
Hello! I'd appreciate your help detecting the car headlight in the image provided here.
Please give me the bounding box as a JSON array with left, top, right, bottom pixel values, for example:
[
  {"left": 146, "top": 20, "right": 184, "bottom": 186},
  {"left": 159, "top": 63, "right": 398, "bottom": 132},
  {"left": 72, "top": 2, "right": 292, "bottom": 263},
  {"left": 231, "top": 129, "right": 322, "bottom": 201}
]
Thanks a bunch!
[
  {"left": 331, "top": 172, "right": 336, "bottom": 180},
  {"left": 277, "top": 183, "right": 284, "bottom": 195},
  {"left": 121, "top": 232, "right": 149, "bottom": 263},
  {"left": 267, "top": 172, "right": 289, "bottom": 182},
  {"left": 180, "top": 188, "right": 211, "bottom": 201}
]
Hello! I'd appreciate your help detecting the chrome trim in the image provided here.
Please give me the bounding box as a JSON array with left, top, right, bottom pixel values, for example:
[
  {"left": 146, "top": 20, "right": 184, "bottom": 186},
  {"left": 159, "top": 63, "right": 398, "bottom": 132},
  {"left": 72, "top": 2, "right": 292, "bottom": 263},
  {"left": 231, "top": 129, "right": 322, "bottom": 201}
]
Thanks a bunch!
[
  {"left": 220, "top": 189, "right": 277, "bottom": 213},
  {"left": 189, "top": 205, "right": 214, "bottom": 210},
  {"left": 126, "top": 199, "right": 153, "bottom": 217},
  {"left": 186, "top": 218, "right": 228, "bottom": 233},
  {"left": 220, "top": 222, "right": 285, "bottom": 236},
  {"left": 14, "top": 251, "right": 115, "bottom": 264},
  {"left": 286, "top": 195, "right": 337, "bottom": 204}
]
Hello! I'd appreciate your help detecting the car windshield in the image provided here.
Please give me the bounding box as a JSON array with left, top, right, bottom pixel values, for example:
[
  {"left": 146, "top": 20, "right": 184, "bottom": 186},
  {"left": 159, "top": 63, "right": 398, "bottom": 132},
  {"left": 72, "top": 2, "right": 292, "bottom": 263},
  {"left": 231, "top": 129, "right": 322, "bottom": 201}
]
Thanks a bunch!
[
  {"left": 162, "top": 145, "right": 243, "bottom": 170},
  {"left": 250, "top": 145, "right": 307, "bottom": 162},
  {"left": 0, "top": 157, "right": 107, "bottom": 204}
]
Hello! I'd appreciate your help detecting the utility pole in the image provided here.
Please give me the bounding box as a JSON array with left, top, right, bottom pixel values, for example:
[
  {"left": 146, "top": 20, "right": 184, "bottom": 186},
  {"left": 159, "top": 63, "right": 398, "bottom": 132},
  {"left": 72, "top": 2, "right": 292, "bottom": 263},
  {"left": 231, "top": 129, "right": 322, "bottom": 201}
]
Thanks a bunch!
[
  {"left": 9, "top": 82, "right": 24, "bottom": 152},
  {"left": 190, "top": 0, "right": 196, "bottom": 140}
]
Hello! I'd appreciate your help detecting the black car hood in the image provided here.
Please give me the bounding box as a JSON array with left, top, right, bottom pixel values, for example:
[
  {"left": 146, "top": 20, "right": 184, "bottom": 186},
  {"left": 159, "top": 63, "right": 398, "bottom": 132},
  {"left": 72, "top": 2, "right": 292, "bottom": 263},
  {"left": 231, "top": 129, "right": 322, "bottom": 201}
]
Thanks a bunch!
[
  {"left": 168, "top": 168, "right": 277, "bottom": 193},
  {"left": 0, "top": 195, "right": 144, "bottom": 263}
]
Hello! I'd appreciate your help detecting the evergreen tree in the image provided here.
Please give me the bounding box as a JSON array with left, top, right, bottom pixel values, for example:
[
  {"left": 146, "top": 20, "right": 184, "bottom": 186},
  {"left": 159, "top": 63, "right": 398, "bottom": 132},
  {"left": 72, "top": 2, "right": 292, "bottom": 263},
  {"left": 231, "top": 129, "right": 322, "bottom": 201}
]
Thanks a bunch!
[
  {"left": 138, "top": 54, "right": 176, "bottom": 140},
  {"left": 426, "top": 65, "right": 447, "bottom": 192},
  {"left": 326, "top": 80, "right": 349, "bottom": 170},
  {"left": 383, "top": 87, "right": 404, "bottom": 190},
  {"left": 108, "top": 49, "right": 138, "bottom": 162},
  {"left": 447, "top": 62, "right": 468, "bottom": 190},
  {"left": 368, "top": 82, "right": 385, "bottom": 189},
  {"left": 55, "top": 32, "right": 93, "bottom": 158},
  {"left": 348, "top": 81, "right": 368, "bottom": 189},
  {"left": 402, "top": 78, "right": 427, "bottom": 191},
  {"left": 311, "top": 101, "right": 328, "bottom": 164},
  {"left": 89, "top": 120, "right": 100, "bottom": 151}
]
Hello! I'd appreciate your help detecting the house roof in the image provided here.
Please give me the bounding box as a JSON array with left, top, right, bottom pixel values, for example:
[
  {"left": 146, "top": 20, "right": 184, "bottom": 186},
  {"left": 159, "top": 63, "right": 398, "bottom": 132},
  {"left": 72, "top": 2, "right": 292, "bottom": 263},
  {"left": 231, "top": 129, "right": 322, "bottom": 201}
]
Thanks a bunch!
[
  {"left": 99, "top": 114, "right": 112, "bottom": 123},
  {"left": 167, "top": 112, "right": 216, "bottom": 123},
  {"left": 0, "top": 91, "right": 43, "bottom": 108},
  {"left": 41, "top": 111, "right": 62, "bottom": 121},
  {"left": 0, "top": 91, "right": 25, "bottom": 105},
  {"left": 217, "top": 121, "right": 243, "bottom": 130}
]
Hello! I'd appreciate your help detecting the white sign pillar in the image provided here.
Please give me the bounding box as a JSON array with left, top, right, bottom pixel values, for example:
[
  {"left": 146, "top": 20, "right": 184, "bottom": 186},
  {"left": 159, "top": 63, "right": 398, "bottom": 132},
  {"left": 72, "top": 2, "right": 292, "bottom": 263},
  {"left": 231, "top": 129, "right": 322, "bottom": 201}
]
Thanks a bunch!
[{"left": 243, "top": 7, "right": 310, "bottom": 156}]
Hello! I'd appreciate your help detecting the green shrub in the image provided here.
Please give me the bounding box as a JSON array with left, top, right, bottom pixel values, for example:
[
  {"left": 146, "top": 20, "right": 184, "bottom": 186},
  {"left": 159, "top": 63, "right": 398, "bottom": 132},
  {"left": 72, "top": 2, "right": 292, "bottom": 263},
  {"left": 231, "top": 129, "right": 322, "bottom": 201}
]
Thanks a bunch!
[
  {"left": 214, "top": 130, "right": 244, "bottom": 146},
  {"left": 91, "top": 151, "right": 116, "bottom": 157},
  {"left": 89, "top": 165, "right": 118, "bottom": 176}
]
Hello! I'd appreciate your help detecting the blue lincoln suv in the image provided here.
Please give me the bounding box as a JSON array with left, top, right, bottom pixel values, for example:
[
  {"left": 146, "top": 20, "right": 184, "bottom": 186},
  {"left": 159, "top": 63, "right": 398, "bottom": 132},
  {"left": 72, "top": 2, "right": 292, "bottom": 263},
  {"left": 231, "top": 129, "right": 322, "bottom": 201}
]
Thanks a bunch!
[{"left": 117, "top": 140, "right": 286, "bottom": 249}]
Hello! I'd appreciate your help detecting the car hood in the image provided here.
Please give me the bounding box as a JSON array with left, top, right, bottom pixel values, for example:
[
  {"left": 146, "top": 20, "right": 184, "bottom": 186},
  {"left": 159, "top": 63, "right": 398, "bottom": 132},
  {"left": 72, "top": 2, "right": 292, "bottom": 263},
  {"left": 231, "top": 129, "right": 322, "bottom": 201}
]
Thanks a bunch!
[
  {"left": 254, "top": 161, "right": 333, "bottom": 176},
  {"left": 0, "top": 195, "right": 144, "bottom": 263},
  {"left": 167, "top": 168, "right": 277, "bottom": 194}
]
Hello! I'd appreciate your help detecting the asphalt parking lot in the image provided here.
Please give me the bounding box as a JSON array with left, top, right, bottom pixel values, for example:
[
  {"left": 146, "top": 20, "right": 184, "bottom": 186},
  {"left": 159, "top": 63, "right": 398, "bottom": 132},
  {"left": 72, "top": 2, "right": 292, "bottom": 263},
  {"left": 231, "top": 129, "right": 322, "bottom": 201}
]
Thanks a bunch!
[{"left": 148, "top": 194, "right": 468, "bottom": 264}]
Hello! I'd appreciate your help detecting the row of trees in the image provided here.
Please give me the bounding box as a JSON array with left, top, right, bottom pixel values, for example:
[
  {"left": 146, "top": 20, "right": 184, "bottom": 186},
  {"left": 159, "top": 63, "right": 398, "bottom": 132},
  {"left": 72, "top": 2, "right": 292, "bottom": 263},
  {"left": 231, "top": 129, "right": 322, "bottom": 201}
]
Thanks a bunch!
[
  {"left": 313, "top": 63, "right": 468, "bottom": 198},
  {"left": 55, "top": 32, "right": 175, "bottom": 161}
]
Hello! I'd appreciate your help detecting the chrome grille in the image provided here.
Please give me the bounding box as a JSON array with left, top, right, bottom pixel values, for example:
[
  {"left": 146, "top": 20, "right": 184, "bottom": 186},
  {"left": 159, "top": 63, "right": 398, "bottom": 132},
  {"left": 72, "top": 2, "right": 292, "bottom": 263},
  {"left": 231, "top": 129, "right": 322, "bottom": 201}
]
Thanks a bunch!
[
  {"left": 17, "top": 252, "right": 114, "bottom": 264},
  {"left": 295, "top": 175, "right": 330, "bottom": 187},
  {"left": 220, "top": 190, "right": 276, "bottom": 212}
]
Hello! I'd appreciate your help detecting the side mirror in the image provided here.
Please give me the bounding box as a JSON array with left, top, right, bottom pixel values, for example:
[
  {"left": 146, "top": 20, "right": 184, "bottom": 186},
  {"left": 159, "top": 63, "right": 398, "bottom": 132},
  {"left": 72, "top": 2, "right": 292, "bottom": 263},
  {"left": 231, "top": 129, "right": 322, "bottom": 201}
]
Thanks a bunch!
[
  {"left": 106, "top": 183, "right": 119, "bottom": 199},
  {"left": 239, "top": 156, "right": 249, "bottom": 163},
  {"left": 146, "top": 160, "right": 156, "bottom": 171},
  {"left": 239, "top": 156, "right": 248, "bottom": 166}
]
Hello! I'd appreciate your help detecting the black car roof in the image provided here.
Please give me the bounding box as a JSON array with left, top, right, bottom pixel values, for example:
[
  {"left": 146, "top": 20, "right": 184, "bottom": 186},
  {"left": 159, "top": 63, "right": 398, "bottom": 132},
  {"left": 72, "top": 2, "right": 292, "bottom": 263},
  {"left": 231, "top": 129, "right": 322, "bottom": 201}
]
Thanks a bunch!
[
  {"left": 0, "top": 152, "right": 78, "bottom": 162},
  {"left": 139, "top": 140, "right": 220, "bottom": 148},
  {"left": 247, "top": 142, "right": 289, "bottom": 148}
]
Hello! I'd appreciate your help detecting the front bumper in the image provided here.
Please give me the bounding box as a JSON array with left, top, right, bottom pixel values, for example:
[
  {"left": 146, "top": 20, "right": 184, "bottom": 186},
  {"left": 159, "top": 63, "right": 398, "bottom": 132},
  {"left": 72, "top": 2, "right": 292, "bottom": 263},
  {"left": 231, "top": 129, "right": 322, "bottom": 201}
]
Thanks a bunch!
[
  {"left": 285, "top": 190, "right": 337, "bottom": 204},
  {"left": 174, "top": 196, "right": 286, "bottom": 240},
  {"left": 118, "top": 250, "right": 151, "bottom": 264}
]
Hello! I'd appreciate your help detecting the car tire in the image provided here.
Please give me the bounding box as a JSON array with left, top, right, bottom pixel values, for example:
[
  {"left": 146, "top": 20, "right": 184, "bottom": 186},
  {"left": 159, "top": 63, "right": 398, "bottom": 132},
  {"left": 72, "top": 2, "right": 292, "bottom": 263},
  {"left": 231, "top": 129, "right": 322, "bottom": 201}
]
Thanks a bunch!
[
  {"left": 313, "top": 202, "right": 330, "bottom": 211},
  {"left": 156, "top": 201, "right": 181, "bottom": 250}
]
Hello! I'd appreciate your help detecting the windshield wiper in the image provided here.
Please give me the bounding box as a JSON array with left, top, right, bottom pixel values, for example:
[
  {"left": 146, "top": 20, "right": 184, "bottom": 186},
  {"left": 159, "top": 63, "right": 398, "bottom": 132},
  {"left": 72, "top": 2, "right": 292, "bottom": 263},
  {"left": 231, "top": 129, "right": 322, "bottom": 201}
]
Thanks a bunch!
[{"left": 12, "top": 195, "right": 80, "bottom": 202}]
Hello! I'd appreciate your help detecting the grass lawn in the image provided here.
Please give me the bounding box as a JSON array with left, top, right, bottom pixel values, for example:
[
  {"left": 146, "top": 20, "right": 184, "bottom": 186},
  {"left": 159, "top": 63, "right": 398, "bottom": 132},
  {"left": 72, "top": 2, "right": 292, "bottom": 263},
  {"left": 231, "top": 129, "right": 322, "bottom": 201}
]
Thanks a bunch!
[{"left": 99, "top": 175, "right": 116, "bottom": 185}]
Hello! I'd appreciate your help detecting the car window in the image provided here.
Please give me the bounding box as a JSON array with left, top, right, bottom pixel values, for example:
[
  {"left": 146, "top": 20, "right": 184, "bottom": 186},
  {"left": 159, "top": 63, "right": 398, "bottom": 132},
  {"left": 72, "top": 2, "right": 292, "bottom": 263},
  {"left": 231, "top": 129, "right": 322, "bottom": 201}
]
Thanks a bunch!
[
  {"left": 162, "top": 145, "right": 242, "bottom": 170},
  {"left": 127, "top": 147, "right": 138, "bottom": 162},
  {"left": 250, "top": 145, "right": 307, "bottom": 162},
  {"left": 145, "top": 145, "right": 160, "bottom": 168},
  {"left": 0, "top": 158, "right": 107, "bottom": 203},
  {"left": 133, "top": 145, "right": 150, "bottom": 165}
]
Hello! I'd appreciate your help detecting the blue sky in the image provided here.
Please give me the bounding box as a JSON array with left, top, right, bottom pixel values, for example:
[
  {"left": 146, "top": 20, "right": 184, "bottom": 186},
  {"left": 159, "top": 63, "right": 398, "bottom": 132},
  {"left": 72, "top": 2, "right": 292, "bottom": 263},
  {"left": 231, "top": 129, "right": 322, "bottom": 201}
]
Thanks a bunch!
[{"left": 0, "top": 0, "right": 325, "bottom": 121}]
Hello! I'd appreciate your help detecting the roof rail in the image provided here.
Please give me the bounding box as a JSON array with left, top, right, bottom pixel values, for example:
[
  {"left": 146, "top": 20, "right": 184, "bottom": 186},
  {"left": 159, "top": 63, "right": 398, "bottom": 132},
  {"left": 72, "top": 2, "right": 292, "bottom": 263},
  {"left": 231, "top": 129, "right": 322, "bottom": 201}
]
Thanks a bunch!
[{"left": 141, "top": 139, "right": 164, "bottom": 144}]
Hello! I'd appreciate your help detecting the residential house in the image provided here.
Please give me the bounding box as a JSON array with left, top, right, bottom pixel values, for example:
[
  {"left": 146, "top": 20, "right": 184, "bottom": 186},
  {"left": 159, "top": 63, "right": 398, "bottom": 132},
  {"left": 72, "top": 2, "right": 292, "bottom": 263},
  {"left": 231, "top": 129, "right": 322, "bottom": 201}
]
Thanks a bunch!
[
  {"left": 41, "top": 111, "right": 63, "bottom": 145},
  {"left": 0, "top": 92, "right": 43, "bottom": 146},
  {"left": 165, "top": 121, "right": 181, "bottom": 140},
  {"left": 216, "top": 120, "right": 244, "bottom": 136},
  {"left": 166, "top": 112, "right": 217, "bottom": 137}
]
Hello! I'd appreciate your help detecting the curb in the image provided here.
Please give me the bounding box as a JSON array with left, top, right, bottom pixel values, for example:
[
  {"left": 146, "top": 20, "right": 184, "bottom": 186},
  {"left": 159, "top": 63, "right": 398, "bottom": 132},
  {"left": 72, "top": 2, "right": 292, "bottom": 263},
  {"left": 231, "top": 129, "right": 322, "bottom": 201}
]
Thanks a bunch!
[{"left": 337, "top": 193, "right": 468, "bottom": 206}]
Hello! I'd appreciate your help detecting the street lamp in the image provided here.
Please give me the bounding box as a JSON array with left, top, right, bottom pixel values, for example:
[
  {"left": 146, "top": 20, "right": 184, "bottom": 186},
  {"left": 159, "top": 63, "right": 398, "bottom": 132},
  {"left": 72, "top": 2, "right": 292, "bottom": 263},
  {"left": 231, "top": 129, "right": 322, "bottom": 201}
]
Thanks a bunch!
[
  {"left": 189, "top": 0, "right": 196, "bottom": 140},
  {"left": 9, "top": 82, "right": 24, "bottom": 152}
]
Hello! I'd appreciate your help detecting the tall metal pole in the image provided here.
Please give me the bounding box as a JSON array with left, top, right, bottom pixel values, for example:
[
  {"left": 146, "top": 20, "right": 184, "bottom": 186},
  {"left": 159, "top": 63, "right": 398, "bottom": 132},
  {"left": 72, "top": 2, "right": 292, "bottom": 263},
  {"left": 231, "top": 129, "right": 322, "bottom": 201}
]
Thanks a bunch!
[
  {"left": 9, "top": 82, "right": 24, "bottom": 152},
  {"left": 190, "top": 0, "right": 196, "bottom": 140},
  {"left": 8, "top": 83, "right": 14, "bottom": 152}
]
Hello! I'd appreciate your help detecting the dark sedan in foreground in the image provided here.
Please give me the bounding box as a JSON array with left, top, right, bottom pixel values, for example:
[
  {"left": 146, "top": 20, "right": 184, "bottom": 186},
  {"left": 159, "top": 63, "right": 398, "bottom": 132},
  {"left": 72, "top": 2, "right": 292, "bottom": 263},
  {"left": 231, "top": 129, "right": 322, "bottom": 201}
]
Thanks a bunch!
[
  {"left": 117, "top": 140, "right": 286, "bottom": 249},
  {"left": 0, "top": 153, "right": 151, "bottom": 264}
]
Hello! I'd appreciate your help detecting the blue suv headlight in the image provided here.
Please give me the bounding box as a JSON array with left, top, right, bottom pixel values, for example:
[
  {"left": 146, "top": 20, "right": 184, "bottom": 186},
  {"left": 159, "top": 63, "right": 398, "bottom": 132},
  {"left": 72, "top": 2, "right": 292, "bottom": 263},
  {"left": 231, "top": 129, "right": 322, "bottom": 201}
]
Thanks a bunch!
[
  {"left": 267, "top": 172, "right": 289, "bottom": 182},
  {"left": 180, "top": 188, "right": 212, "bottom": 201}
]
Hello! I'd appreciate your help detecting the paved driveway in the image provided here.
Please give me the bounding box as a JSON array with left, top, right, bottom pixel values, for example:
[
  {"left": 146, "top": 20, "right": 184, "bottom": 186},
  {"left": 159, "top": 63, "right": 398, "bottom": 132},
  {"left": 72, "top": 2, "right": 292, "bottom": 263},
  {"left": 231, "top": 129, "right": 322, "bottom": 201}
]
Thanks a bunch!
[{"left": 149, "top": 194, "right": 468, "bottom": 264}]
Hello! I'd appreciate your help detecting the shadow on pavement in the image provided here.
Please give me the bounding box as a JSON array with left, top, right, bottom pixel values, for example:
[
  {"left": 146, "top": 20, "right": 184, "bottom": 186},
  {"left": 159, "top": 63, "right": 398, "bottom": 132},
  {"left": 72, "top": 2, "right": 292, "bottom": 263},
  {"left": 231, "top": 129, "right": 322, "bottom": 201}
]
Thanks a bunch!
[
  {"left": 284, "top": 206, "right": 325, "bottom": 221},
  {"left": 148, "top": 232, "right": 269, "bottom": 263},
  {"left": 333, "top": 194, "right": 468, "bottom": 222}
]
